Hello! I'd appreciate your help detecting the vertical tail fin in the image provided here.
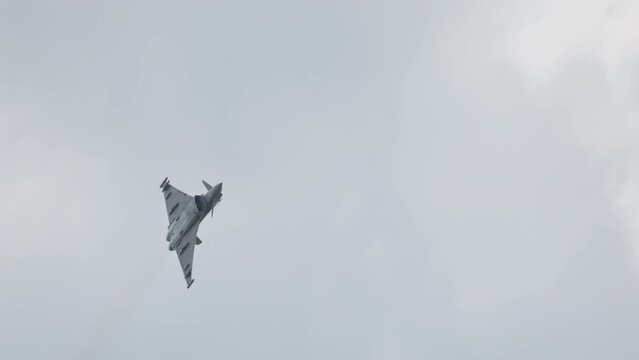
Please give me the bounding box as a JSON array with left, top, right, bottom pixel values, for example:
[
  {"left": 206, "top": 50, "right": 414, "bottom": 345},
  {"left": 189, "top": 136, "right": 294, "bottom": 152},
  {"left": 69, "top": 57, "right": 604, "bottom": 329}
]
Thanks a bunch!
[{"left": 202, "top": 180, "right": 212, "bottom": 190}]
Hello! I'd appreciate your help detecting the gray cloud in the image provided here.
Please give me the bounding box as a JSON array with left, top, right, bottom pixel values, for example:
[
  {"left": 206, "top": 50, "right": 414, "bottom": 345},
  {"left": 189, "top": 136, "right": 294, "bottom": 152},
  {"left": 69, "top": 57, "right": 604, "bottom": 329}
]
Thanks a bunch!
[{"left": 1, "top": 1, "right": 639, "bottom": 359}]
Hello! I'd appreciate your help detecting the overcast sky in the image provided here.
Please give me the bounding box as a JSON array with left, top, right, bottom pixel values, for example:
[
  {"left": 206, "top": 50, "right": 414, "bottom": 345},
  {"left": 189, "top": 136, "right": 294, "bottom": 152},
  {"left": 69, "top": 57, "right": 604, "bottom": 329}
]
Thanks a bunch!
[{"left": 2, "top": 1, "right": 639, "bottom": 359}]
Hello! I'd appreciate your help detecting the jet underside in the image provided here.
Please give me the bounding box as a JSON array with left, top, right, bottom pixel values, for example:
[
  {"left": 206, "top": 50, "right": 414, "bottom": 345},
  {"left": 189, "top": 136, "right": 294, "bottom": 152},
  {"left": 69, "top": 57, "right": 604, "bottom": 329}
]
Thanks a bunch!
[{"left": 160, "top": 177, "right": 222, "bottom": 288}]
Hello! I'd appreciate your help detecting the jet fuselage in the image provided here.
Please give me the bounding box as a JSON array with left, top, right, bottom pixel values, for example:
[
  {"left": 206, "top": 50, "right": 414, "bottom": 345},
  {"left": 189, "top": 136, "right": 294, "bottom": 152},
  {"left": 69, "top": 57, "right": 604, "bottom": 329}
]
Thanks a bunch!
[{"left": 166, "top": 183, "right": 222, "bottom": 251}]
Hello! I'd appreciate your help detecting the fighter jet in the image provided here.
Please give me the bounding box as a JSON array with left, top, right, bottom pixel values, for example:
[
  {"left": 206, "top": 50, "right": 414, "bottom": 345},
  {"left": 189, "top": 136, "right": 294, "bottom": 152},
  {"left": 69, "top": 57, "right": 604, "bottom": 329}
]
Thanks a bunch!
[{"left": 159, "top": 177, "right": 223, "bottom": 288}]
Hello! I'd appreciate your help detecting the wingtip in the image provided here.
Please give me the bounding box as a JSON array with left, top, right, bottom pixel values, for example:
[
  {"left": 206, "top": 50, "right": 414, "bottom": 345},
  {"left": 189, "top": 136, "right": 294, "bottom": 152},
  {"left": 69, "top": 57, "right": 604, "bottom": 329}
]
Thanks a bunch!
[
  {"left": 187, "top": 278, "right": 195, "bottom": 289},
  {"left": 202, "top": 180, "right": 212, "bottom": 190}
]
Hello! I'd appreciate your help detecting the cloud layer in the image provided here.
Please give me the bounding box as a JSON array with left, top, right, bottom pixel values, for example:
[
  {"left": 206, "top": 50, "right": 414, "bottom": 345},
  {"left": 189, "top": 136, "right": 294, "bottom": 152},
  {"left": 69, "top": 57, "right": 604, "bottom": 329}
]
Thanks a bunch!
[{"left": 1, "top": 1, "right": 639, "bottom": 359}]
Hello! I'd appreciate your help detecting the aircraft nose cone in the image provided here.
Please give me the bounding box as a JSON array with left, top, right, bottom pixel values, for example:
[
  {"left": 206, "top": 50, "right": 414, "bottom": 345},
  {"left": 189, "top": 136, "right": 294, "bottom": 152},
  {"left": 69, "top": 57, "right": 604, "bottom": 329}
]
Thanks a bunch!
[
  {"left": 207, "top": 182, "right": 223, "bottom": 206},
  {"left": 215, "top": 183, "right": 223, "bottom": 201}
]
